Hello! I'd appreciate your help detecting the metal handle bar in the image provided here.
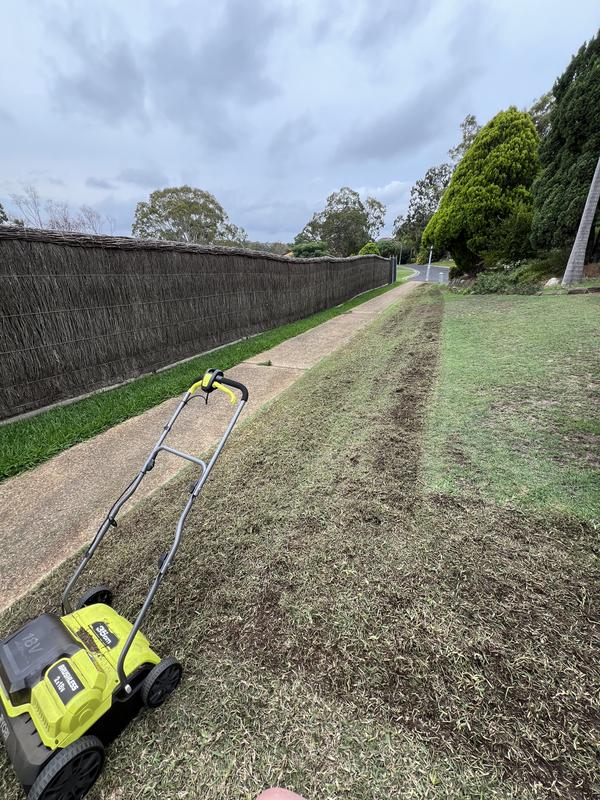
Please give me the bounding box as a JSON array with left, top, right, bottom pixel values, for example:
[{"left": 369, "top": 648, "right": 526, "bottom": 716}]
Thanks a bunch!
[{"left": 60, "top": 370, "right": 248, "bottom": 693}]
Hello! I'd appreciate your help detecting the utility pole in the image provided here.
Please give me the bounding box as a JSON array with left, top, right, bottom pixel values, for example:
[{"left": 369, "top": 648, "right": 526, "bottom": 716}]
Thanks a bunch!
[
  {"left": 425, "top": 245, "right": 433, "bottom": 281},
  {"left": 399, "top": 241, "right": 403, "bottom": 267},
  {"left": 562, "top": 154, "right": 600, "bottom": 285}
]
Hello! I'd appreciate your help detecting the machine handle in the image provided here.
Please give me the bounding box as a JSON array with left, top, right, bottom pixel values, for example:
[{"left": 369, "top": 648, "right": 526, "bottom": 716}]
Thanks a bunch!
[
  {"left": 188, "top": 370, "right": 249, "bottom": 403},
  {"left": 217, "top": 375, "right": 249, "bottom": 402}
]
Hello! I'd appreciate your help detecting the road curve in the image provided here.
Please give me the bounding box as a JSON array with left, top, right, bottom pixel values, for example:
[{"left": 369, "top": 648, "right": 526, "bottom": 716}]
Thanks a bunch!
[{"left": 407, "top": 263, "right": 449, "bottom": 284}]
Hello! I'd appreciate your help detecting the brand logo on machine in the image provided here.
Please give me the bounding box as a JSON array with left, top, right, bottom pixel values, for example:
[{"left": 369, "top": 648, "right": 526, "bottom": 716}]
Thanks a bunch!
[
  {"left": 47, "top": 660, "right": 83, "bottom": 705},
  {"left": 91, "top": 622, "right": 118, "bottom": 649},
  {"left": 0, "top": 712, "right": 9, "bottom": 741}
]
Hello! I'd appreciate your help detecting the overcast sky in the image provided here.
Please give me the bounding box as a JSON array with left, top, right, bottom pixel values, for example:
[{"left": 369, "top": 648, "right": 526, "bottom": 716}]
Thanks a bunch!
[{"left": 1, "top": 1, "right": 598, "bottom": 241}]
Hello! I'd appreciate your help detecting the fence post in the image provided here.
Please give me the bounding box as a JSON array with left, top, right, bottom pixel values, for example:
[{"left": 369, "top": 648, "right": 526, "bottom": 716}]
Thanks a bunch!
[{"left": 389, "top": 255, "right": 396, "bottom": 284}]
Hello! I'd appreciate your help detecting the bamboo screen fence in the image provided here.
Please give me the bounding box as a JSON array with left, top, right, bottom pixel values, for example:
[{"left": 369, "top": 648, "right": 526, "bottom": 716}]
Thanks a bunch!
[{"left": 0, "top": 227, "right": 390, "bottom": 419}]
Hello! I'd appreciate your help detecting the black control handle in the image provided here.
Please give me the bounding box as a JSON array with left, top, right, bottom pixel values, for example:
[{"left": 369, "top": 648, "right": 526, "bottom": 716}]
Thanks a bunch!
[{"left": 218, "top": 375, "right": 249, "bottom": 402}]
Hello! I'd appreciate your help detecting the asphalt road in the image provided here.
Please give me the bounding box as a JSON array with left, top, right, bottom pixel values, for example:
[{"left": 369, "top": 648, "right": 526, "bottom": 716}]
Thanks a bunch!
[{"left": 408, "top": 263, "right": 449, "bottom": 284}]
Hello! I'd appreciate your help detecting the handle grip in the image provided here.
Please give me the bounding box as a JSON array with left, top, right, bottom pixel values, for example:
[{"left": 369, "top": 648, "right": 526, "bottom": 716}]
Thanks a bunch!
[
  {"left": 188, "top": 370, "right": 249, "bottom": 403},
  {"left": 217, "top": 375, "right": 249, "bottom": 402}
]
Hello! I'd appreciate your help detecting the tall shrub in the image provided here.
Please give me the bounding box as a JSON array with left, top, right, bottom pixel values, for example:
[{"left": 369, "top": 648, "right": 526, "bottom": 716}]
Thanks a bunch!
[{"left": 422, "top": 108, "right": 539, "bottom": 274}]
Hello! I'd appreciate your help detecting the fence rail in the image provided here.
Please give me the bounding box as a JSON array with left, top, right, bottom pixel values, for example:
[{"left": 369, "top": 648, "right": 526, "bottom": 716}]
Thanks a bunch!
[{"left": 0, "top": 227, "right": 390, "bottom": 419}]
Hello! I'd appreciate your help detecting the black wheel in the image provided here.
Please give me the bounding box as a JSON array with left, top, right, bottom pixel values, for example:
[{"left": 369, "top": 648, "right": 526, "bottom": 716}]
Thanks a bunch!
[
  {"left": 76, "top": 585, "right": 113, "bottom": 609},
  {"left": 141, "top": 656, "right": 182, "bottom": 708},
  {"left": 28, "top": 735, "right": 104, "bottom": 800}
]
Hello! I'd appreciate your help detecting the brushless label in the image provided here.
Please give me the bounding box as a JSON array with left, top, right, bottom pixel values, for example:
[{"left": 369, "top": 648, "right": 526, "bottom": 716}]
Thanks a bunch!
[
  {"left": 47, "top": 661, "right": 83, "bottom": 705},
  {"left": 91, "top": 621, "right": 119, "bottom": 649}
]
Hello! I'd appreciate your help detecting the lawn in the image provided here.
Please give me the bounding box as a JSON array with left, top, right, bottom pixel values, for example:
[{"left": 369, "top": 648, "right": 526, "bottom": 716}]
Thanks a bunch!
[
  {"left": 1, "top": 286, "right": 598, "bottom": 799},
  {"left": 0, "top": 277, "right": 409, "bottom": 482},
  {"left": 423, "top": 292, "right": 600, "bottom": 521}
]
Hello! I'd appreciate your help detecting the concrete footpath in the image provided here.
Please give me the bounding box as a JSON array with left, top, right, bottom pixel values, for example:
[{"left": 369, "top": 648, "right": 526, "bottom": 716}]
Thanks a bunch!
[{"left": 0, "top": 281, "right": 416, "bottom": 611}]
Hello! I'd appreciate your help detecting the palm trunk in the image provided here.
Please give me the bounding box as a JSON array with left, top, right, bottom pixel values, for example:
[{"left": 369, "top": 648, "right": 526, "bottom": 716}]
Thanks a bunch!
[{"left": 562, "top": 154, "right": 600, "bottom": 285}]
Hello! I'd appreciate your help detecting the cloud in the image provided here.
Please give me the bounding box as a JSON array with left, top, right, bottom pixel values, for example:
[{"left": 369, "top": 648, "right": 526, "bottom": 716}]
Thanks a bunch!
[
  {"left": 86, "top": 177, "right": 116, "bottom": 190},
  {"left": 351, "top": 0, "right": 434, "bottom": 47},
  {"left": 335, "top": 84, "right": 450, "bottom": 162},
  {"left": 116, "top": 167, "right": 168, "bottom": 188},
  {"left": 47, "top": 0, "right": 287, "bottom": 150},
  {"left": 336, "top": 3, "right": 488, "bottom": 163},
  {"left": 268, "top": 115, "right": 317, "bottom": 159},
  {"left": 356, "top": 180, "right": 411, "bottom": 202},
  {"left": 235, "top": 198, "right": 313, "bottom": 239},
  {"left": 50, "top": 20, "right": 147, "bottom": 126},
  {"left": 92, "top": 194, "right": 139, "bottom": 236}
]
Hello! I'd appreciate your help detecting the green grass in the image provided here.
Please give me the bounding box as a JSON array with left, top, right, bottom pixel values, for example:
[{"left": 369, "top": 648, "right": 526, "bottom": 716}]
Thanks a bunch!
[
  {"left": 541, "top": 277, "right": 600, "bottom": 293},
  {"left": 432, "top": 260, "right": 454, "bottom": 268},
  {"left": 2, "top": 286, "right": 597, "bottom": 799},
  {"left": 395, "top": 266, "right": 415, "bottom": 281},
  {"left": 423, "top": 292, "right": 600, "bottom": 521},
  {"left": 0, "top": 279, "right": 407, "bottom": 482}
]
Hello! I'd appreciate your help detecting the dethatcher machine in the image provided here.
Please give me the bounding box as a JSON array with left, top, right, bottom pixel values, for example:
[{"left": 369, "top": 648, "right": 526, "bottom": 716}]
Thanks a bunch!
[{"left": 0, "top": 369, "right": 248, "bottom": 800}]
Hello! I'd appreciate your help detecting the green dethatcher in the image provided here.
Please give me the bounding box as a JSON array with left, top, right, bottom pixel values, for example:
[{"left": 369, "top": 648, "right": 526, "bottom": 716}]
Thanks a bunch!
[{"left": 0, "top": 370, "right": 248, "bottom": 800}]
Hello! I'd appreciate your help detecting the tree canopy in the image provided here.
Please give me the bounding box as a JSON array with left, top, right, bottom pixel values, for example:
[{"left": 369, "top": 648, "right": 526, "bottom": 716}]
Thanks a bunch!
[
  {"left": 527, "top": 91, "right": 554, "bottom": 140},
  {"left": 531, "top": 29, "right": 600, "bottom": 257},
  {"left": 422, "top": 108, "right": 539, "bottom": 273},
  {"left": 358, "top": 241, "right": 380, "bottom": 255},
  {"left": 393, "top": 163, "right": 453, "bottom": 256},
  {"left": 132, "top": 185, "right": 246, "bottom": 245},
  {"left": 448, "top": 114, "right": 481, "bottom": 164},
  {"left": 291, "top": 241, "right": 330, "bottom": 258},
  {"left": 9, "top": 185, "right": 111, "bottom": 233},
  {"left": 0, "top": 202, "right": 7, "bottom": 225},
  {"left": 295, "top": 187, "right": 385, "bottom": 257},
  {"left": 392, "top": 115, "right": 480, "bottom": 260}
]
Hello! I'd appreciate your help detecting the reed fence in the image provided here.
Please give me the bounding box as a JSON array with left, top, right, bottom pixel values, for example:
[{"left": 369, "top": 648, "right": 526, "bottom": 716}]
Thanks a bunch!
[{"left": 0, "top": 227, "right": 390, "bottom": 419}]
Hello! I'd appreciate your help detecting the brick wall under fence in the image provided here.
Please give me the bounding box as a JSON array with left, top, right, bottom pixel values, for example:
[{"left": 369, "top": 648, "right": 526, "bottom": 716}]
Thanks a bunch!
[{"left": 0, "top": 227, "right": 390, "bottom": 419}]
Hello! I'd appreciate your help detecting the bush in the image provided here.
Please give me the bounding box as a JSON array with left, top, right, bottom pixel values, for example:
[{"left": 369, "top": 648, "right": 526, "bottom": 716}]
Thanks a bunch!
[
  {"left": 470, "top": 269, "right": 537, "bottom": 295},
  {"left": 358, "top": 241, "right": 381, "bottom": 255},
  {"left": 481, "top": 202, "right": 535, "bottom": 269},
  {"left": 377, "top": 239, "right": 411, "bottom": 262},
  {"left": 291, "top": 241, "right": 330, "bottom": 258},
  {"left": 423, "top": 107, "right": 539, "bottom": 273},
  {"left": 513, "top": 249, "right": 568, "bottom": 284}
]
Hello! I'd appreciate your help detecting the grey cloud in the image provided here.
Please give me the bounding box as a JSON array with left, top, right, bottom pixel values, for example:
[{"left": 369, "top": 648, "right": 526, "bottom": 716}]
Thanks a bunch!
[
  {"left": 48, "top": 0, "right": 286, "bottom": 150},
  {"left": 92, "top": 195, "right": 139, "bottom": 236},
  {"left": 86, "top": 177, "right": 116, "bottom": 190},
  {"left": 51, "top": 20, "right": 146, "bottom": 125},
  {"left": 144, "top": 1, "right": 286, "bottom": 148},
  {"left": 268, "top": 115, "right": 316, "bottom": 159},
  {"left": 337, "top": 3, "right": 489, "bottom": 162},
  {"left": 235, "top": 198, "right": 313, "bottom": 238},
  {"left": 116, "top": 167, "right": 168, "bottom": 188},
  {"left": 336, "top": 83, "right": 451, "bottom": 162},
  {"left": 352, "top": 0, "right": 434, "bottom": 48}
]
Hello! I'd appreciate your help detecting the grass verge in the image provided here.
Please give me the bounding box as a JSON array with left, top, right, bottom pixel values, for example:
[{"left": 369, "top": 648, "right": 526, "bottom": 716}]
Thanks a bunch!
[
  {"left": 1, "top": 286, "right": 597, "bottom": 799},
  {"left": 0, "top": 279, "right": 406, "bottom": 482},
  {"left": 395, "top": 266, "right": 414, "bottom": 281},
  {"left": 423, "top": 292, "right": 600, "bottom": 521}
]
